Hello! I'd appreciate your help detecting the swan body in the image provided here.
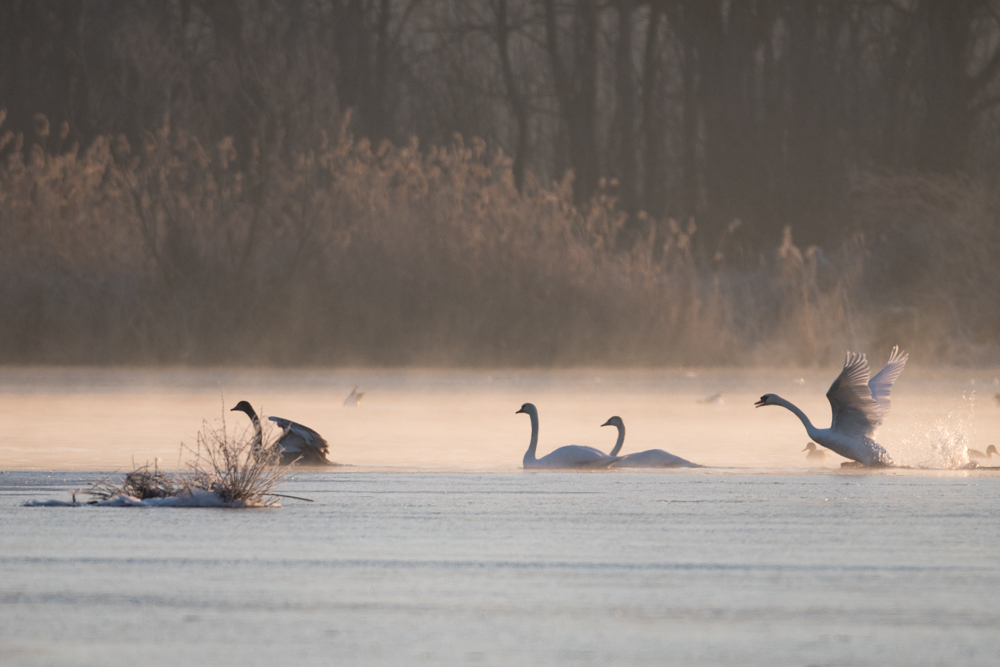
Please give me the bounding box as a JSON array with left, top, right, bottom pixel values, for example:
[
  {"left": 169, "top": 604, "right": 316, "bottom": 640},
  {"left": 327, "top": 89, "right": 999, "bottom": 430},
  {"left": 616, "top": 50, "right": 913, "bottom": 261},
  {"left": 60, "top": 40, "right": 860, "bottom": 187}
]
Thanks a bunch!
[
  {"left": 968, "top": 444, "right": 998, "bottom": 460},
  {"left": 600, "top": 416, "right": 700, "bottom": 468},
  {"left": 517, "top": 403, "right": 620, "bottom": 469},
  {"left": 231, "top": 401, "right": 335, "bottom": 466},
  {"left": 755, "top": 346, "right": 908, "bottom": 466},
  {"left": 803, "top": 442, "right": 828, "bottom": 460},
  {"left": 344, "top": 386, "right": 365, "bottom": 407}
]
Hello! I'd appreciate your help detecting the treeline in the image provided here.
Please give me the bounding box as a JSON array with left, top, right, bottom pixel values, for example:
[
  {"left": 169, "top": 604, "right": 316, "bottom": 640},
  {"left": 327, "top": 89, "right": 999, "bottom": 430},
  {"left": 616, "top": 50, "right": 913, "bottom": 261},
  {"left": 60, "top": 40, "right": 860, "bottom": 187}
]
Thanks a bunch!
[
  {"left": 6, "top": 0, "right": 1000, "bottom": 246},
  {"left": 1, "top": 0, "right": 1000, "bottom": 365}
]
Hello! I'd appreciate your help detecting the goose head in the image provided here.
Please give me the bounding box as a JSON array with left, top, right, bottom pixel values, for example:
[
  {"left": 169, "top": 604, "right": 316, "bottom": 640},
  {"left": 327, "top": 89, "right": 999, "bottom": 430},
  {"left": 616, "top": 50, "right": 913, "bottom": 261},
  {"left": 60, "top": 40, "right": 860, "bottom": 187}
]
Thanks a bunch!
[
  {"left": 515, "top": 403, "right": 537, "bottom": 416},
  {"left": 601, "top": 416, "right": 624, "bottom": 429},
  {"left": 230, "top": 400, "right": 256, "bottom": 417},
  {"left": 803, "top": 442, "right": 817, "bottom": 452},
  {"left": 754, "top": 394, "right": 777, "bottom": 408}
]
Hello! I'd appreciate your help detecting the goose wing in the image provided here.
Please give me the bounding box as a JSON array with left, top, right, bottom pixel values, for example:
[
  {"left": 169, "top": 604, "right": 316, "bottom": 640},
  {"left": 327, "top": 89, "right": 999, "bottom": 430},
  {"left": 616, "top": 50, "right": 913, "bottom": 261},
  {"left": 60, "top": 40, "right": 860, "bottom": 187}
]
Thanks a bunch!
[
  {"left": 867, "top": 346, "right": 908, "bottom": 422},
  {"left": 826, "top": 352, "right": 881, "bottom": 438},
  {"left": 269, "top": 417, "right": 330, "bottom": 459}
]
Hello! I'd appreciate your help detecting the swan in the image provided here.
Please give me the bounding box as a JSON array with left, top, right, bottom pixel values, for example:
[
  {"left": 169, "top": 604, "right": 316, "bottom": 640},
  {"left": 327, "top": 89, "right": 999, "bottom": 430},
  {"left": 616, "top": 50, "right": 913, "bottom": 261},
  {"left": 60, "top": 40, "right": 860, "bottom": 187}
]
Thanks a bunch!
[
  {"left": 231, "top": 401, "right": 335, "bottom": 466},
  {"left": 803, "top": 442, "right": 828, "bottom": 460},
  {"left": 602, "top": 416, "right": 700, "bottom": 468},
  {"left": 755, "top": 346, "right": 909, "bottom": 466},
  {"left": 344, "top": 386, "right": 365, "bottom": 407},
  {"left": 517, "top": 403, "right": 620, "bottom": 469},
  {"left": 968, "top": 445, "right": 998, "bottom": 460}
]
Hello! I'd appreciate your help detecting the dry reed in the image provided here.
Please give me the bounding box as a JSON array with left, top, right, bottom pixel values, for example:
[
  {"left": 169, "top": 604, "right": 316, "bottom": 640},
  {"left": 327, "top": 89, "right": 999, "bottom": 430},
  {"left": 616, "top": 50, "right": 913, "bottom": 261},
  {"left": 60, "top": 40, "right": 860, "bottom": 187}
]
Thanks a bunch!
[
  {"left": 85, "top": 411, "right": 287, "bottom": 506},
  {"left": 0, "top": 113, "right": 995, "bottom": 367}
]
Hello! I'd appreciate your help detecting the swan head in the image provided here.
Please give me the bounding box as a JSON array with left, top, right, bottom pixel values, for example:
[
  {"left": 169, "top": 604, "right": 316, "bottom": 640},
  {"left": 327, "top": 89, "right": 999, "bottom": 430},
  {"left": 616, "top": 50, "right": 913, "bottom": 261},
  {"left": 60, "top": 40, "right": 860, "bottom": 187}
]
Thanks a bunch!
[
  {"left": 230, "top": 400, "right": 256, "bottom": 417},
  {"left": 754, "top": 394, "right": 777, "bottom": 408},
  {"left": 803, "top": 442, "right": 817, "bottom": 452},
  {"left": 601, "top": 416, "right": 624, "bottom": 428},
  {"left": 515, "top": 403, "right": 537, "bottom": 416}
]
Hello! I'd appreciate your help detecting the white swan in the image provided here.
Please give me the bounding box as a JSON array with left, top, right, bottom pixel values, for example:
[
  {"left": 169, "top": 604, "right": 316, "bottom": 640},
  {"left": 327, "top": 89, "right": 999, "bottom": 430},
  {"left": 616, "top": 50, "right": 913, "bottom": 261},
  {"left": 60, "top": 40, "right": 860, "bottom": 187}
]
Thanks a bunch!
[
  {"left": 344, "top": 386, "right": 365, "bottom": 407},
  {"left": 803, "top": 442, "right": 828, "bottom": 460},
  {"left": 968, "top": 445, "right": 998, "bottom": 461},
  {"left": 231, "top": 400, "right": 335, "bottom": 466},
  {"left": 517, "top": 403, "right": 620, "bottom": 469},
  {"left": 755, "top": 346, "right": 908, "bottom": 466},
  {"left": 602, "top": 416, "right": 700, "bottom": 468}
]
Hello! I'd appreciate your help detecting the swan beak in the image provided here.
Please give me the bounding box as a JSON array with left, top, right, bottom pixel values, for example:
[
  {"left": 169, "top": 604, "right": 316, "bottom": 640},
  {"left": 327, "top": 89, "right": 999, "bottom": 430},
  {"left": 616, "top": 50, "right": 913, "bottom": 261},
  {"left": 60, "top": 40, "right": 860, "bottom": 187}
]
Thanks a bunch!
[
  {"left": 754, "top": 397, "right": 767, "bottom": 408},
  {"left": 515, "top": 408, "right": 524, "bottom": 414},
  {"left": 600, "top": 420, "right": 611, "bottom": 427}
]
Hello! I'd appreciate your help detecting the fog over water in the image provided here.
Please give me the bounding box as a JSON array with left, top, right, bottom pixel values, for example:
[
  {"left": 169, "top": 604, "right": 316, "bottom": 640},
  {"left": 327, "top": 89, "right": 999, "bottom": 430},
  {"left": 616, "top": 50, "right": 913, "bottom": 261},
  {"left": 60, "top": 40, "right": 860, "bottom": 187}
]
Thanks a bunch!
[{"left": 0, "top": 366, "right": 997, "bottom": 471}]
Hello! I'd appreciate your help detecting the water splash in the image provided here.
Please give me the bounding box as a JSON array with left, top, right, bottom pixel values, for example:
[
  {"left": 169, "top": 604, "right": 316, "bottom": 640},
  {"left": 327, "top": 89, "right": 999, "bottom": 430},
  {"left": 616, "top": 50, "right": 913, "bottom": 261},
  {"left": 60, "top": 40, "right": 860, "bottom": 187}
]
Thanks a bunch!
[{"left": 888, "top": 392, "right": 977, "bottom": 469}]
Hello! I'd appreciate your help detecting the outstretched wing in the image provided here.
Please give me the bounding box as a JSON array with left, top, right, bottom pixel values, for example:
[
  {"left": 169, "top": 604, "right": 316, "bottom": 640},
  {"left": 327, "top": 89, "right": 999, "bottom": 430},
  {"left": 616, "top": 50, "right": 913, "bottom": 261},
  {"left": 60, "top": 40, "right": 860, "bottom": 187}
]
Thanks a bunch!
[
  {"left": 826, "top": 352, "right": 881, "bottom": 439},
  {"left": 269, "top": 417, "right": 330, "bottom": 461},
  {"left": 867, "top": 346, "right": 908, "bottom": 423}
]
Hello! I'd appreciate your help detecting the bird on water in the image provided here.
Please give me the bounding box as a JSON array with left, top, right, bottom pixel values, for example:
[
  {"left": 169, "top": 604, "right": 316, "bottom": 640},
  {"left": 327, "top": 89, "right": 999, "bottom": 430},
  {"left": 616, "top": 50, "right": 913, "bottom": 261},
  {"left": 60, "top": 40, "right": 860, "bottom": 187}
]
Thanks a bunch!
[
  {"left": 600, "top": 416, "right": 700, "bottom": 468},
  {"left": 230, "top": 400, "right": 335, "bottom": 466},
  {"left": 803, "top": 442, "right": 828, "bottom": 460},
  {"left": 968, "top": 444, "right": 998, "bottom": 461},
  {"left": 517, "top": 403, "right": 620, "bottom": 469},
  {"left": 755, "top": 346, "right": 909, "bottom": 466}
]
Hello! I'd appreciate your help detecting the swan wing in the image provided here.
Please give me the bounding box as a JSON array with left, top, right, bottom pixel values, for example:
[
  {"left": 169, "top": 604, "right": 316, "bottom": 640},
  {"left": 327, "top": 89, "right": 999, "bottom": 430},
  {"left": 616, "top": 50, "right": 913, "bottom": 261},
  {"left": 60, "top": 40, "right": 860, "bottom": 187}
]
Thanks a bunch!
[
  {"left": 269, "top": 417, "right": 330, "bottom": 460},
  {"left": 867, "top": 346, "right": 908, "bottom": 422},
  {"left": 826, "top": 352, "right": 881, "bottom": 438}
]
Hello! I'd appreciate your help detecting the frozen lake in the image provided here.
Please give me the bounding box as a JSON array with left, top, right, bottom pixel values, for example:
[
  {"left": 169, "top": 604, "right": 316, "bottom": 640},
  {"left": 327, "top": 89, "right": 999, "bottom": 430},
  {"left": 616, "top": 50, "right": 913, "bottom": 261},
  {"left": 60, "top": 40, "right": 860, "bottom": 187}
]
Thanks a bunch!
[
  {"left": 1, "top": 366, "right": 999, "bottom": 665},
  {"left": 2, "top": 469, "right": 999, "bottom": 666}
]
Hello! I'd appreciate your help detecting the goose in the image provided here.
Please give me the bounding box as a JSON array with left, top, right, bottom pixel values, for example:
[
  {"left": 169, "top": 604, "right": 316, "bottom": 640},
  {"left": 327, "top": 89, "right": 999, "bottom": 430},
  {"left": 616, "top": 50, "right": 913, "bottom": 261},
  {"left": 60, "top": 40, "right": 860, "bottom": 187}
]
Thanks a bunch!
[
  {"left": 517, "top": 403, "right": 620, "bottom": 469},
  {"left": 344, "top": 386, "right": 365, "bottom": 407},
  {"left": 602, "top": 416, "right": 700, "bottom": 468},
  {"left": 230, "top": 401, "right": 335, "bottom": 466},
  {"left": 803, "top": 442, "right": 828, "bottom": 460},
  {"left": 755, "top": 346, "right": 908, "bottom": 466},
  {"left": 968, "top": 444, "right": 998, "bottom": 461}
]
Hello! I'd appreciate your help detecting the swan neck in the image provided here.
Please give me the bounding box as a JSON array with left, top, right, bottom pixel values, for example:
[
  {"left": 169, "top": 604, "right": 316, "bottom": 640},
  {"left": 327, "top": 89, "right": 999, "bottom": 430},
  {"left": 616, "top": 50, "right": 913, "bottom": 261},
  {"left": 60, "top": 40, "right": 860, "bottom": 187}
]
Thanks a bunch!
[
  {"left": 609, "top": 424, "right": 625, "bottom": 457},
  {"left": 523, "top": 410, "right": 539, "bottom": 464},
  {"left": 774, "top": 396, "right": 817, "bottom": 434}
]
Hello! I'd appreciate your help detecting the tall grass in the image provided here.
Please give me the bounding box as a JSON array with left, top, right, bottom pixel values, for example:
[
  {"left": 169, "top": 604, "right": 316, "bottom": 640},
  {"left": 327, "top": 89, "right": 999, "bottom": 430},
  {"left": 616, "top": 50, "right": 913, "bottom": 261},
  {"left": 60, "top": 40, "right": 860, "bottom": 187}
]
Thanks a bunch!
[{"left": 0, "top": 112, "right": 995, "bottom": 366}]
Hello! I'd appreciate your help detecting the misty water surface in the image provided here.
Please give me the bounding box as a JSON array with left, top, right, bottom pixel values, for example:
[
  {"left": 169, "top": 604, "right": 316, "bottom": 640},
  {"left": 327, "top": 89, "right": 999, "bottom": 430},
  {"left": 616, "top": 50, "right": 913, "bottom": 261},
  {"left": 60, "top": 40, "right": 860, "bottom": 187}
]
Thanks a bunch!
[{"left": 0, "top": 367, "right": 997, "bottom": 471}]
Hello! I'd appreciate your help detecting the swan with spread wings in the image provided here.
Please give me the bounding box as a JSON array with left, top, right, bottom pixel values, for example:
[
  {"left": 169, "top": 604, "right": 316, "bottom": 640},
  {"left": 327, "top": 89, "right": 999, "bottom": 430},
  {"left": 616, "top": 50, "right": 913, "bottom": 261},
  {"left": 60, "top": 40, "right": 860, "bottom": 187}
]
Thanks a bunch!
[{"left": 754, "top": 346, "right": 909, "bottom": 466}]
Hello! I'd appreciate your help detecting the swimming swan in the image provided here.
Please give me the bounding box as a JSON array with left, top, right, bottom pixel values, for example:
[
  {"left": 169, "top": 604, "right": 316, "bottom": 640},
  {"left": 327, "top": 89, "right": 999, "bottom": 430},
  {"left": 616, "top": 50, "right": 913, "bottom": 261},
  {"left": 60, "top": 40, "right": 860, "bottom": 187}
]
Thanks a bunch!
[
  {"left": 968, "top": 444, "right": 998, "bottom": 460},
  {"left": 231, "top": 400, "right": 335, "bottom": 466},
  {"left": 601, "top": 416, "right": 700, "bottom": 468},
  {"left": 517, "top": 403, "right": 620, "bottom": 469},
  {"left": 755, "top": 346, "right": 908, "bottom": 466},
  {"left": 803, "top": 442, "right": 828, "bottom": 460}
]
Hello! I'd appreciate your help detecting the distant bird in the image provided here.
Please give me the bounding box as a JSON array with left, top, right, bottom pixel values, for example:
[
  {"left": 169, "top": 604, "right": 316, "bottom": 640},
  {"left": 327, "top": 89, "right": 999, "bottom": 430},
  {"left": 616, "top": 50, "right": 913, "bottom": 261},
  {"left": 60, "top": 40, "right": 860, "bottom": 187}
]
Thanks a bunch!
[
  {"left": 994, "top": 393, "right": 1000, "bottom": 407},
  {"left": 517, "top": 403, "right": 620, "bottom": 469},
  {"left": 697, "top": 392, "right": 724, "bottom": 404},
  {"left": 601, "top": 416, "right": 700, "bottom": 468},
  {"left": 230, "top": 400, "right": 335, "bottom": 466},
  {"left": 968, "top": 445, "right": 998, "bottom": 461},
  {"left": 803, "top": 442, "right": 828, "bottom": 460},
  {"left": 755, "top": 346, "right": 909, "bottom": 466},
  {"left": 344, "top": 386, "right": 365, "bottom": 407}
]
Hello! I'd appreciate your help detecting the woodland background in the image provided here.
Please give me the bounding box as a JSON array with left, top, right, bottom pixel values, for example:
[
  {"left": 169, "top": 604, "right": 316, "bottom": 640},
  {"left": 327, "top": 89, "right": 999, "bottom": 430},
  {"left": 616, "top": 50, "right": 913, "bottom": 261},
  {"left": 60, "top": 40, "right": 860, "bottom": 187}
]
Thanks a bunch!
[{"left": 2, "top": 0, "right": 999, "bottom": 365}]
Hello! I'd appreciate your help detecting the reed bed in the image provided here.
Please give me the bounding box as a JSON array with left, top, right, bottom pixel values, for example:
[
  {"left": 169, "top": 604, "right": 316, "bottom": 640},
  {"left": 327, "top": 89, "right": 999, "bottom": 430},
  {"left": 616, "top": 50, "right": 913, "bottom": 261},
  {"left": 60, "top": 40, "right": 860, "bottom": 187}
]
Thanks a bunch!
[{"left": 0, "top": 112, "right": 996, "bottom": 367}]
